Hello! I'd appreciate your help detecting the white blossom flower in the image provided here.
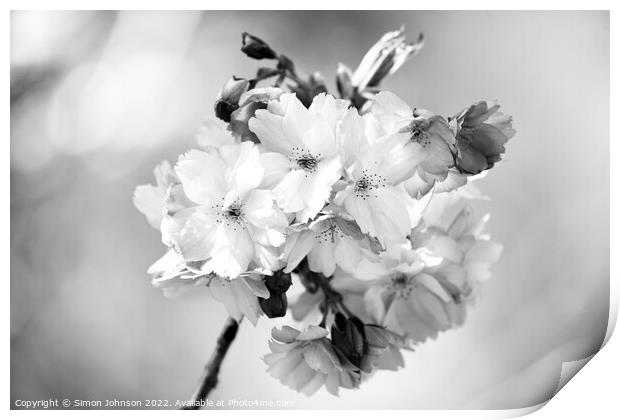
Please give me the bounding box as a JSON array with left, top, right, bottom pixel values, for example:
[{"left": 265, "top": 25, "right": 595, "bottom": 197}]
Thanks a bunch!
[
  {"left": 282, "top": 214, "right": 381, "bottom": 277},
  {"left": 363, "top": 266, "right": 462, "bottom": 343},
  {"left": 361, "top": 202, "right": 502, "bottom": 343},
  {"left": 164, "top": 141, "right": 288, "bottom": 279},
  {"left": 365, "top": 91, "right": 457, "bottom": 198},
  {"left": 333, "top": 110, "right": 422, "bottom": 244},
  {"left": 147, "top": 249, "right": 270, "bottom": 325},
  {"left": 248, "top": 93, "right": 349, "bottom": 222},
  {"left": 264, "top": 326, "right": 360, "bottom": 396}
]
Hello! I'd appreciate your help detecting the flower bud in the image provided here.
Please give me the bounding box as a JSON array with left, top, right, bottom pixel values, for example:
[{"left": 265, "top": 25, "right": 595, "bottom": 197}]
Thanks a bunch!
[
  {"left": 290, "top": 72, "right": 328, "bottom": 108},
  {"left": 264, "top": 270, "right": 292, "bottom": 294},
  {"left": 352, "top": 29, "right": 424, "bottom": 90},
  {"left": 228, "top": 87, "right": 283, "bottom": 143},
  {"left": 276, "top": 54, "right": 296, "bottom": 75},
  {"left": 214, "top": 78, "right": 250, "bottom": 122},
  {"left": 256, "top": 67, "right": 280, "bottom": 80},
  {"left": 258, "top": 270, "right": 292, "bottom": 318},
  {"left": 241, "top": 32, "right": 277, "bottom": 60},
  {"left": 259, "top": 291, "right": 288, "bottom": 318},
  {"left": 342, "top": 28, "right": 423, "bottom": 110},
  {"left": 330, "top": 313, "right": 366, "bottom": 369},
  {"left": 336, "top": 63, "right": 354, "bottom": 100}
]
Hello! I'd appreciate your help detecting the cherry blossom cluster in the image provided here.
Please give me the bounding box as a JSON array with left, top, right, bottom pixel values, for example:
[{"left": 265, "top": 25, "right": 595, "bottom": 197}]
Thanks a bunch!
[{"left": 134, "top": 29, "right": 515, "bottom": 396}]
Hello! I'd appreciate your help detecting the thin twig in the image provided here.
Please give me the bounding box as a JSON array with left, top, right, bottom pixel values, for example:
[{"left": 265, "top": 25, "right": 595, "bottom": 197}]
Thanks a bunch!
[{"left": 182, "top": 317, "right": 240, "bottom": 410}]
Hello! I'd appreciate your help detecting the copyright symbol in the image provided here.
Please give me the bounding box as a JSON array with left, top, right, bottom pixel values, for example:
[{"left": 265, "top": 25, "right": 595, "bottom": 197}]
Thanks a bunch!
[{"left": 62, "top": 399, "right": 71, "bottom": 407}]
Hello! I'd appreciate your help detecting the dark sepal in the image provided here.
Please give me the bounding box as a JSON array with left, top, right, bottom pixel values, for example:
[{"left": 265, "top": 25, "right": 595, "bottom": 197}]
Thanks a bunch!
[
  {"left": 259, "top": 292, "right": 288, "bottom": 318},
  {"left": 258, "top": 270, "right": 293, "bottom": 318},
  {"left": 330, "top": 313, "right": 366, "bottom": 369},
  {"left": 241, "top": 32, "right": 277, "bottom": 60}
]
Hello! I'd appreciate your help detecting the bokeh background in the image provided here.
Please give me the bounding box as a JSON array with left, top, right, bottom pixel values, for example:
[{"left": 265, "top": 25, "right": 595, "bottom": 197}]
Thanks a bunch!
[{"left": 10, "top": 11, "right": 610, "bottom": 409}]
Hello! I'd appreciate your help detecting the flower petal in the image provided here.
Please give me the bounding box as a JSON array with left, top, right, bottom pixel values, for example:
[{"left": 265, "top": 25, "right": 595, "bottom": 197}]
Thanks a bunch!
[
  {"left": 284, "top": 230, "right": 316, "bottom": 273},
  {"left": 196, "top": 118, "right": 236, "bottom": 149},
  {"left": 175, "top": 149, "right": 227, "bottom": 205},
  {"left": 259, "top": 152, "right": 292, "bottom": 189},
  {"left": 249, "top": 110, "right": 294, "bottom": 155},
  {"left": 133, "top": 184, "right": 165, "bottom": 229},
  {"left": 273, "top": 170, "right": 307, "bottom": 213},
  {"left": 364, "top": 285, "right": 387, "bottom": 323},
  {"left": 297, "top": 326, "right": 329, "bottom": 341},
  {"left": 163, "top": 207, "right": 218, "bottom": 261},
  {"left": 202, "top": 223, "right": 254, "bottom": 278},
  {"left": 271, "top": 326, "right": 301, "bottom": 343},
  {"left": 242, "top": 276, "right": 270, "bottom": 299},
  {"left": 226, "top": 141, "right": 264, "bottom": 199}
]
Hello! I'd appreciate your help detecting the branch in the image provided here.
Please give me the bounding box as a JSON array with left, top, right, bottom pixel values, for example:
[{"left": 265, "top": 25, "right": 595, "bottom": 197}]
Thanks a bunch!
[{"left": 183, "top": 317, "right": 240, "bottom": 410}]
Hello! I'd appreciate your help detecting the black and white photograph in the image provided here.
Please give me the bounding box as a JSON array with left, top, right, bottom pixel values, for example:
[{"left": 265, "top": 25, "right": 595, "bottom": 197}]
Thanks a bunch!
[{"left": 9, "top": 6, "right": 614, "bottom": 414}]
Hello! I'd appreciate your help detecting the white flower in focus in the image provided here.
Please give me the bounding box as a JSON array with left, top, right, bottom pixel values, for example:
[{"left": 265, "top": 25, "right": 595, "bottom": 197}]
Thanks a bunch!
[
  {"left": 196, "top": 117, "right": 237, "bottom": 151},
  {"left": 249, "top": 93, "right": 349, "bottom": 222},
  {"left": 366, "top": 92, "right": 457, "bottom": 198},
  {"left": 264, "top": 326, "right": 360, "bottom": 396},
  {"left": 334, "top": 112, "right": 422, "bottom": 244},
  {"left": 164, "top": 141, "right": 288, "bottom": 279}
]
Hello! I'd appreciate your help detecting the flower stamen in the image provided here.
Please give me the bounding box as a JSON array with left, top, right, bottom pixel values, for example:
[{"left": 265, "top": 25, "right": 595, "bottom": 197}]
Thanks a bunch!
[
  {"left": 354, "top": 169, "right": 386, "bottom": 200},
  {"left": 290, "top": 147, "right": 321, "bottom": 173},
  {"left": 387, "top": 274, "right": 416, "bottom": 299}
]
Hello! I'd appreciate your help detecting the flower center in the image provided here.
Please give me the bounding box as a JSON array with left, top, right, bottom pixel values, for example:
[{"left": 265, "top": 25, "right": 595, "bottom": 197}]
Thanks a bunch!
[
  {"left": 224, "top": 204, "right": 242, "bottom": 219},
  {"left": 314, "top": 222, "right": 344, "bottom": 244},
  {"left": 297, "top": 155, "right": 318, "bottom": 171},
  {"left": 411, "top": 128, "right": 423, "bottom": 138},
  {"left": 387, "top": 274, "right": 416, "bottom": 299},
  {"left": 354, "top": 169, "right": 386, "bottom": 200},
  {"left": 290, "top": 147, "right": 321, "bottom": 173},
  {"left": 215, "top": 199, "right": 245, "bottom": 230},
  {"left": 355, "top": 178, "right": 369, "bottom": 191},
  {"left": 406, "top": 120, "right": 433, "bottom": 148}
]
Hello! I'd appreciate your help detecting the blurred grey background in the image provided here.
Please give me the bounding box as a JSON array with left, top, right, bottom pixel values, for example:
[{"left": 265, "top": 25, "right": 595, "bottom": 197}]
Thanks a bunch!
[{"left": 10, "top": 11, "right": 609, "bottom": 409}]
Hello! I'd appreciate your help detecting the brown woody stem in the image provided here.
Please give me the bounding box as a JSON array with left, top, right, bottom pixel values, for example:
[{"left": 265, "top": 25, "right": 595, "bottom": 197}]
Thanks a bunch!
[{"left": 183, "top": 317, "right": 240, "bottom": 410}]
